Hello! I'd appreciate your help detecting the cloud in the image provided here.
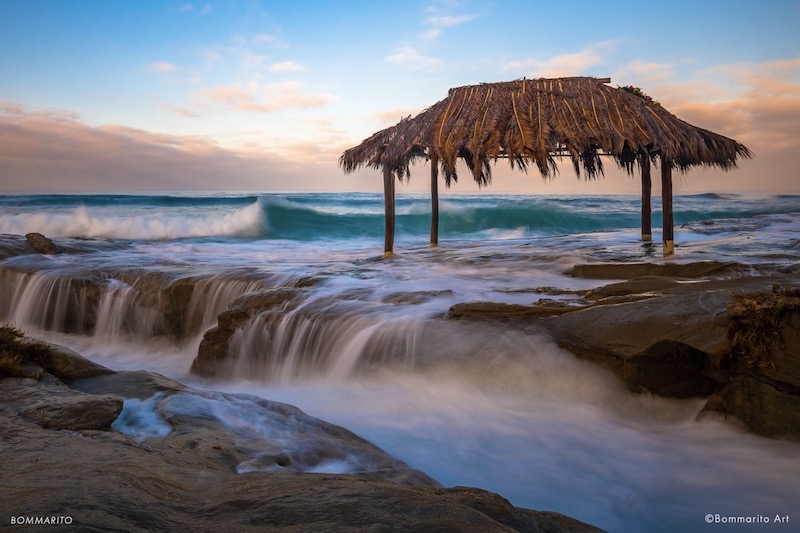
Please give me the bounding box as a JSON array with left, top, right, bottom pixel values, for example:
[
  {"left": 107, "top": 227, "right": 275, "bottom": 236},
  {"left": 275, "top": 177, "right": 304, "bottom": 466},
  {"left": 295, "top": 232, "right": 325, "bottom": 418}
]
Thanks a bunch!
[
  {"left": 671, "top": 71, "right": 800, "bottom": 153},
  {"left": 386, "top": 46, "right": 442, "bottom": 70},
  {"left": 161, "top": 105, "right": 200, "bottom": 118},
  {"left": 0, "top": 102, "right": 344, "bottom": 192},
  {"left": 147, "top": 61, "right": 178, "bottom": 73},
  {"left": 625, "top": 60, "right": 675, "bottom": 82},
  {"left": 269, "top": 61, "right": 306, "bottom": 73},
  {"left": 239, "top": 51, "right": 267, "bottom": 70},
  {"left": 419, "top": 3, "right": 475, "bottom": 40},
  {"left": 253, "top": 33, "right": 277, "bottom": 44},
  {"left": 368, "top": 107, "right": 423, "bottom": 126},
  {"left": 501, "top": 41, "right": 619, "bottom": 78},
  {"left": 179, "top": 3, "right": 210, "bottom": 15},
  {"left": 203, "top": 50, "right": 223, "bottom": 68},
  {"left": 424, "top": 14, "right": 475, "bottom": 27},
  {"left": 193, "top": 82, "right": 331, "bottom": 113}
]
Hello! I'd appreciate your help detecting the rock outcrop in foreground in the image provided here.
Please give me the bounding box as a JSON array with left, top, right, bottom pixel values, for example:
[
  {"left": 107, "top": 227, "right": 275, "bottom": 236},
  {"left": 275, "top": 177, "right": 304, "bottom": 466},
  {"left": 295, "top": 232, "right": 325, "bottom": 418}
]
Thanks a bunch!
[
  {"left": 0, "top": 327, "right": 601, "bottom": 532},
  {"left": 442, "top": 262, "right": 800, "bottom": 440},
  {"left": 188, "top": 260, "right": 800, "bottom": 442}
]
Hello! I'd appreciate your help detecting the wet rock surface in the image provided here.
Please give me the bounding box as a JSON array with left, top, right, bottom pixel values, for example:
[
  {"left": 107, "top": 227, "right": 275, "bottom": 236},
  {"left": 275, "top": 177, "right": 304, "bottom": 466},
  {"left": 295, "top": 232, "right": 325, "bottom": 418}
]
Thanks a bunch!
[
  {"left": 25, "top": 232, "right": 58, "bottom": 254},
  {"left": 1, "top": 331, "right": 602, "bottom": 532},
  {"left": 445, "top": 262, "right": 800, "bottom": 428},
  {"left": 193, "top": 288, "right": 302, "bottom": 377},
  {"left": 702, "top": 287, "right": 800, "bottom": 439}
]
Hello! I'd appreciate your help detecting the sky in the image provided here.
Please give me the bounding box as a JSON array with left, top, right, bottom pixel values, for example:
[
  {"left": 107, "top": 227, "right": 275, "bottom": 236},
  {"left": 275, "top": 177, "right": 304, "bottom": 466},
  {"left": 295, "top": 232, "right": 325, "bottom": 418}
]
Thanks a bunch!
[{"left": 1, "top": 0, "right": 798, "bottom": 195}]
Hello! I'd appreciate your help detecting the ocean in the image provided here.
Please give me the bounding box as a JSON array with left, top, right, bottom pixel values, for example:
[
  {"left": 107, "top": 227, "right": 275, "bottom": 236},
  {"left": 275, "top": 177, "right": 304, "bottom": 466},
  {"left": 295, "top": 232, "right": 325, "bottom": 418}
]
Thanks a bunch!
[{"left": 2, "top": 191, "right": 799, "bottom": 531}]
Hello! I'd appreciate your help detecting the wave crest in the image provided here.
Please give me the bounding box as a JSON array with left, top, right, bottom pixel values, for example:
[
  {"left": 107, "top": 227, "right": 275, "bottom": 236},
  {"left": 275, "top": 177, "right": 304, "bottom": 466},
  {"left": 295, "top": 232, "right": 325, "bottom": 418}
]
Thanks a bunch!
[{"left": 0, "top": 200, "right": 265, "bottom": 240}]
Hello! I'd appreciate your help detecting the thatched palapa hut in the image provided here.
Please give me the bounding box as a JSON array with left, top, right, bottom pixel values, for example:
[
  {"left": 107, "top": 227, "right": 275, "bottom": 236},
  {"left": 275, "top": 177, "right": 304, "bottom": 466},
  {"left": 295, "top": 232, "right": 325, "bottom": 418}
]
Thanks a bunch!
[{"left": 340, "top": 76, "right": 752, "bottom": 257}]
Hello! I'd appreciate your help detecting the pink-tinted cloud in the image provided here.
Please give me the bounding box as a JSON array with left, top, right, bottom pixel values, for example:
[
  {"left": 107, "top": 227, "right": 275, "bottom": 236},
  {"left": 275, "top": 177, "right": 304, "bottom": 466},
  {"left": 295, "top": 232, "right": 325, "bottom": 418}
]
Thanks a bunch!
[
  {"left": 386, "top": 47, "right": 442, "bottom": 70},
  {"left": 193, "top": 82, "right": 331, "bottom": 113},
  {"left": 0, "top": 102, "right": 345, "bottom": 192},
  {"left": 147, "top": 61, "right": 177, "bottom": 73},
  {"left": 502, "top": 41, "right": 619, "bottom": 78},
  {"left": 269, "top": 61, "right": 306, "bottom": 73},
  {"left": 367, "top": 107, "right": 424, "bottom": 127}
]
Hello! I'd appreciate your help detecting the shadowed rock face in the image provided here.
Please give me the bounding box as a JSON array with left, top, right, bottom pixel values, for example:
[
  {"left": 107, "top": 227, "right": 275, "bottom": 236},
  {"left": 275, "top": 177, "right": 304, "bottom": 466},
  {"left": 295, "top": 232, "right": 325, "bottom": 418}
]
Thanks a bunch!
[
  {"left": 444, "top": 264, "right": 800, "bottom": 403},
  {"left": 2, "top": 332, "right": 604, "bottom": 532},
  {"left": 702, "top": 288, "right": 800, "bottom": 440}
]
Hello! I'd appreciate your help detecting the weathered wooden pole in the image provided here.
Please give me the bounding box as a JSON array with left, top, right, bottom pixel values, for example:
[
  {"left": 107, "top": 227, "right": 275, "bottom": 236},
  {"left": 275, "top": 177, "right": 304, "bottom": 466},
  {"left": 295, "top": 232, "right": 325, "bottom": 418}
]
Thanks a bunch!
[
  {"left": 430, "top": 155, "right": 439, "bottom": 247},
  {"left": 641, "top": 155, "right": 652, "bottom": 241},
  {"left": 660, "top": 154, "right": 674, "bottom": 256},
  {"left": 383, "top": 164, "right": 395, "bottom": 258}
]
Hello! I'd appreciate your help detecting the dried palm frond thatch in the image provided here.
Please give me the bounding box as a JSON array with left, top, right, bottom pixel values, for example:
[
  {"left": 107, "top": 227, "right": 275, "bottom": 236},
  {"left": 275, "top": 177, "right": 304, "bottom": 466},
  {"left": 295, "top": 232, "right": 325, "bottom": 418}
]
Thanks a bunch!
[{"left": 340, "top": 76, "right": 752, "bottom": 185}]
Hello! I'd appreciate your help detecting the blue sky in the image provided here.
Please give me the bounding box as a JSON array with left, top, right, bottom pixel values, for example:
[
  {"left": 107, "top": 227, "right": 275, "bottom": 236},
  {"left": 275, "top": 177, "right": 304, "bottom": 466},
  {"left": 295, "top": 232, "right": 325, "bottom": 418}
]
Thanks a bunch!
[{"left": 1, "top": 0, "right": 799, "bottom": 193}]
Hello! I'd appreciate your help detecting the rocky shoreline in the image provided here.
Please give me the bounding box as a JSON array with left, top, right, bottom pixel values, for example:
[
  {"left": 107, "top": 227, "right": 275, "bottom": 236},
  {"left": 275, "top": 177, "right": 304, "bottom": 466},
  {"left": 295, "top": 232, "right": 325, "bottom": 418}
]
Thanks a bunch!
[
  {"left": 1, "top": 327, "right": 602, "bottom": 532},
  {"left": 192, "top": 259, "right": 800, "bottom": 441},
  {"left": 445, "top": 262, "right": 800, "bottom": 439},
  {"left": 3, "top": 231, "right": 800, "bottom": 530}
]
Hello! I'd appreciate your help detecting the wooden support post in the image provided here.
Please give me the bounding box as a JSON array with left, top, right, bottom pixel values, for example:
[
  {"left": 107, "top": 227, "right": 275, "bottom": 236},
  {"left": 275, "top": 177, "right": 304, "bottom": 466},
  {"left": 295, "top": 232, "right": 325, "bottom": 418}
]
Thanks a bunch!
[
  {"left": 641, "top": 155, "right": 652, "bottom": 241},
  {"left": 430, "top": 155, "right": 439, "bottom": 247},
  {"left": 660, "top": 155, "right": 674, "bottom": 256},
  {"left": 383, "top": 165, "right": 395, "bottom": 258}
]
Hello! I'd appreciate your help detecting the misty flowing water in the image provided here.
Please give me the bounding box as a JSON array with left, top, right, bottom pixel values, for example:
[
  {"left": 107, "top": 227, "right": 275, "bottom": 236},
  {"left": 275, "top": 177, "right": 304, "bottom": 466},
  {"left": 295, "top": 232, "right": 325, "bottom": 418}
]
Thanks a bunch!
[{"left": 2, "top": 192, "right": 800, "bottom": 531}]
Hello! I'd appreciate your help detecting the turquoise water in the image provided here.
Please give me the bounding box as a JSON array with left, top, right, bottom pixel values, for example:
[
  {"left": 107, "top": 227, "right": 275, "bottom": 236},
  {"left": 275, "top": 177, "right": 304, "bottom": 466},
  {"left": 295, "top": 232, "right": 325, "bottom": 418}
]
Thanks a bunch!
[{"left": 2, "top": 192, "right": 799, "bottom": 242}]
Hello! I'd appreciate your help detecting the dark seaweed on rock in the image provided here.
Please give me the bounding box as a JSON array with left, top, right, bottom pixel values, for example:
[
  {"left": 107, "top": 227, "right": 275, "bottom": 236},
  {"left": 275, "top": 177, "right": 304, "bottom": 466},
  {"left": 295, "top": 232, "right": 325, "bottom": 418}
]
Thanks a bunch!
[
  {"left": 727, "top": 286, "right": 800, "bottom": 370},
  {"left": 0, "top": 325, "right": 50, "bottom": 379}
]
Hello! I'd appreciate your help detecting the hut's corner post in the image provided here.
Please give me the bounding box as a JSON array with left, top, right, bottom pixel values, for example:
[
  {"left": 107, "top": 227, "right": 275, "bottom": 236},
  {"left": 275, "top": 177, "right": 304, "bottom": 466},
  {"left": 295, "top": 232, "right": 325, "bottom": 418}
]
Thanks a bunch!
[
  {"left": 383, "top": 165, "right": 395, "bottom": 258},
  {"left": 660, "top": 155, "right": 674, "bottom": 256},
  {"left": 430, "top": 155, "right": 439, "bottom": 247},
  {"left": 641, "top": 155, "right": 652, "bottom": 241}
]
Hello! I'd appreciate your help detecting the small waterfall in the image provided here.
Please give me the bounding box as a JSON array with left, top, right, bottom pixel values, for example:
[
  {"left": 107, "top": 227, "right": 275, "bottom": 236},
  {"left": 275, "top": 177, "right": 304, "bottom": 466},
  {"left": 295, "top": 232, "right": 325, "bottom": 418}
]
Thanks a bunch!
[
  {"left": 218, "top": 290, "right": 593, "bottom": 388},
  {"left": 185, "top": 274, "right": 267, "bottom": 334},
  {"left": 0, "top": 264, "right": 272, "bottom": 346},
  {"left": 92, "top": 279, "right": 164, "bottom": 342},
  {"left": 227, "top": 299, "right": 423, "bottom": 383},
  {"left": 0, "top": 268, "right": 100, "bottom": 334}
]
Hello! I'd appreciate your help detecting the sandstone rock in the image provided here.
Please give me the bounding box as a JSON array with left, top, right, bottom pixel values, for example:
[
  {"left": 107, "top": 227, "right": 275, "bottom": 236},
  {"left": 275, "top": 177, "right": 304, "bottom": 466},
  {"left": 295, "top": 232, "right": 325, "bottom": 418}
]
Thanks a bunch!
[
  {"left": 570, "top": 261, "right": 744, "bottom": 280},
  {"left": 1, "top": 360, "right": 603, "bottom": 532},
  {"left": 448, "top": 301, "right": 581, "bottom": 318},
  {"left": 22, "top": 391, "right": 123, "bottom": 430},
  {"left": 583, "top": 276, "right": 686, "bottom": 300},
  {"left": 24, "top": 232, "right": 57, "bottom": 254},
  {"left": 443, "top": 271, "right": 798, "bottom": 399},
  {"left": 193, "top": 288, "right": 301, "bottom": 377},
  {"left": 701, "top": 287, "right": 800, "bottom": 439},
  {"left": 1, "top": 375, "right": 123, "bottom": 431},
  {"left": 701, "top": 375, "right": 800, "bottom": 440},
  {"left": 37, "top": 342, "right": 115, "bottom": 380},
  {"left": 543, "top": 275, "right": 800, "bottom": 397},
  {"left": 69, "top": 369, "right": 187, "bottom": 399},
  {"left": 382, "top": 289, "right": 454, "bottom": 305},
  {"left": 0, "top": 407, "right": 602, "bottom": 532}
]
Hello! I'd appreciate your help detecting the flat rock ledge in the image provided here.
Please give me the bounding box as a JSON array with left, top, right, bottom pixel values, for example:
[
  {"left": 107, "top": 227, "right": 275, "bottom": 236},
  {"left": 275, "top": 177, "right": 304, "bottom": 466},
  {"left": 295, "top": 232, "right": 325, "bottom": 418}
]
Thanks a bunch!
[
  {"left": 1, "top": 331, "right": 602, "bottom": 532},
  {"left": 446, "top": 262, "right": 800, "bottom": 440}
]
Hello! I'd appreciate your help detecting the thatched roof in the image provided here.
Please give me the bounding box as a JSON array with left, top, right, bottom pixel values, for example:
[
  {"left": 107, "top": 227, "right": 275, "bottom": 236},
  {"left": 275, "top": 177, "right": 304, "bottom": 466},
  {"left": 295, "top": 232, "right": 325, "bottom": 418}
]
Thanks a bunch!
[{"left": 340, "top": 76, "right": 752, "bottom": 185}]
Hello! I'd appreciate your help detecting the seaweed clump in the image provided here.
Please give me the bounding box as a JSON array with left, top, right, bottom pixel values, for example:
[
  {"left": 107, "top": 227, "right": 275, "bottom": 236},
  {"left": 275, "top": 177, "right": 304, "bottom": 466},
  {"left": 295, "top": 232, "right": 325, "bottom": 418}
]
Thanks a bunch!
[
  {"left": 726, "top": 286, "right": 800, "bottom": 370},
  {"left": 0, "top": 325, "right": 51, "bottom": 379}
]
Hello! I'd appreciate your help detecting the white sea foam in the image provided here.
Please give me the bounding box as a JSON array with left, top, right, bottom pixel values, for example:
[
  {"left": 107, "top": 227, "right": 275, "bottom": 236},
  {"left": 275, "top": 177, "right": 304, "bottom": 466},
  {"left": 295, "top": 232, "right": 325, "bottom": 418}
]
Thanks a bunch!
[
  {"left": 112, "top": 394, "right": 173, "bottom": 441},
  {"left": 0, "top": 200, "right": 264, "bottom": 240}
]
